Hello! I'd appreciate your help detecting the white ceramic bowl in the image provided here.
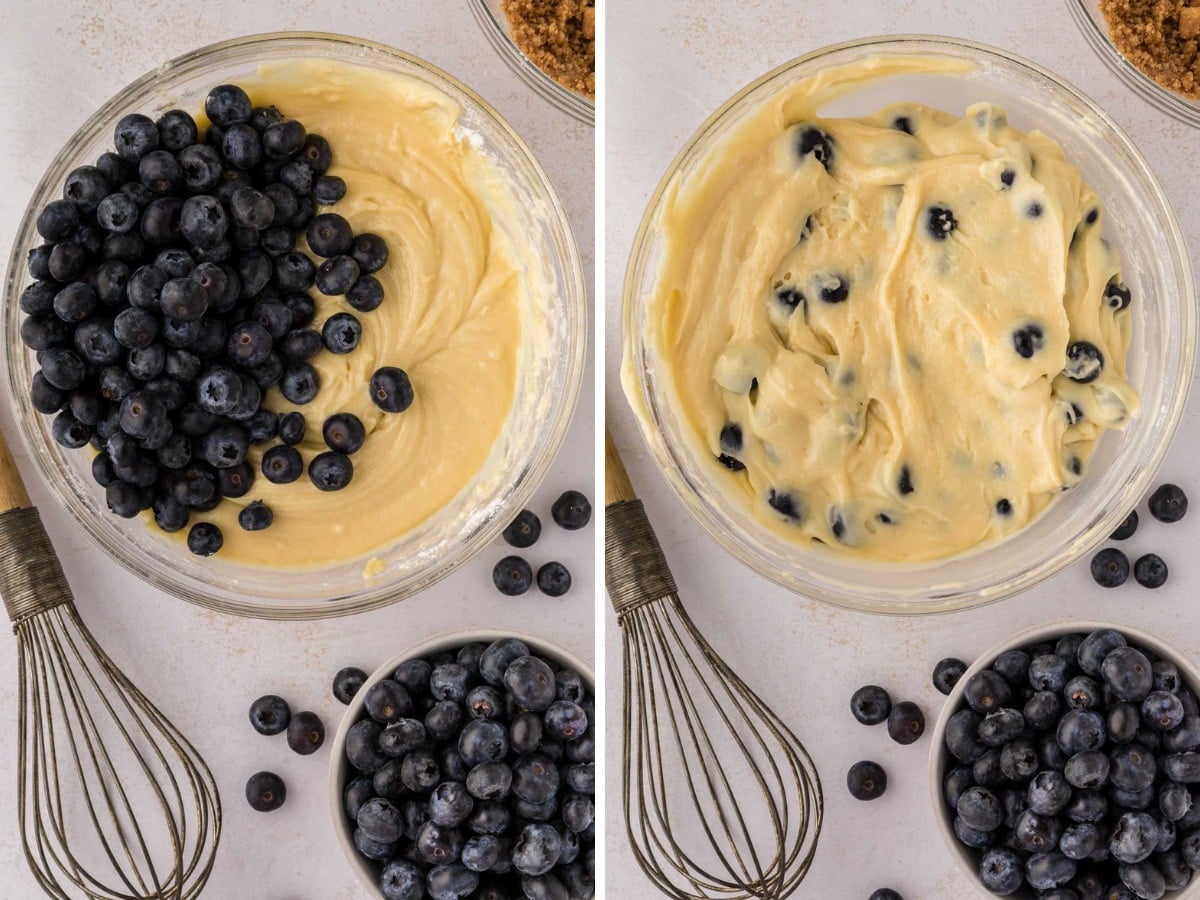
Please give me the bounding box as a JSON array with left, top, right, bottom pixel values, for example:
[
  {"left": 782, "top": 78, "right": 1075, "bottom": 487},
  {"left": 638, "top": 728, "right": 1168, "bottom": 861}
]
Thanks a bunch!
[
  {"left": 929, "top": 619, "right": 1200, "bottom": 899},
  {"left": 327, "top": 630, "right": 595, "bottom": 897}
]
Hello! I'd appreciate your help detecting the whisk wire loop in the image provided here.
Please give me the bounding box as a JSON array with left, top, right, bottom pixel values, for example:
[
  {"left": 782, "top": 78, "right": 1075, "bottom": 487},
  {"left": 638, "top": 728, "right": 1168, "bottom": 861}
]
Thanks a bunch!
[{"left": 607, "top": 495, "right": 823, "bottom": 900}]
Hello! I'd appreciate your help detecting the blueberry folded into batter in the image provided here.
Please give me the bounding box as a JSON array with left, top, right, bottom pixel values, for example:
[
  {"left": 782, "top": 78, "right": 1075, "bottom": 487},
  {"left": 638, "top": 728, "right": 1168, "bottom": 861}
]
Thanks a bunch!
[{"left": 635, "top": 57, "right": 1139, "bottom": 562}]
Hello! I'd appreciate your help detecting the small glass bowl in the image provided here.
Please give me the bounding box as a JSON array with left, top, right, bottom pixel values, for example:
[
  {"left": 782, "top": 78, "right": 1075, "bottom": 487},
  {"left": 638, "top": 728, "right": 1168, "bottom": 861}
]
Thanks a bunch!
[
  {"left": 929, "top": 619, "right": 1200, "bottom": 899},
  {"left": 622, "top": 35, "right": 1195, "bottom": 615},
  {"left": 2, "top": 33, "right": 587, "bottom": 620},
  {"left": 1067, "top": 0, "right": 1200, "bottom": 128},
  {"left": 327, "top": 630, "right": 595, "bottom": 897},
  {"left": 470, "top": 0, "right": 595, "bottom": 125}
]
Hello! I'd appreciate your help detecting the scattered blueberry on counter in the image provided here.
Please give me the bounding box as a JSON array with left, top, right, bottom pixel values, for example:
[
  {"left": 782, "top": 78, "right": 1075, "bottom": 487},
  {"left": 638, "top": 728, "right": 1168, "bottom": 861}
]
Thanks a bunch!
[
  {"left": 503, "top": 510, "right": 542, "bottom": 549},
  {"left": 18, "top": 83, "right": 418, "bottom": 557},
  {"left": 248, "top": 694, "right": 290, "bottom": 736},
  {"left": 245, "top": 770, "right": 287, "bottom": 813},
  {"left": 286, "top": 710, "right": 325, "bottom": 756},
  {"left": 869, "top": 890, "right": 902, "bottom": 900},
  {"left": 342, "top": 639, "right": 596, "bottom": 899},
  {"left": 333, "top": 666, "right": 368, "bottom": 705},
  {"left": 933, "top": 658, "right": 967, "bottom": 696},
  {"left": 850, "top": 684, "right": 891, "bottom": 725},
  {"left": 847, "top": 760, "right": 887, "bottom": 801},
  {"left": 550, "top": 491, "right": 591, "bottom": 531},
  {"left": 941, "top": 627, "right": 1200, "bottom": 898},
  {"left": 1088, "top": 484, "right": 1186, "bottom": 590}
]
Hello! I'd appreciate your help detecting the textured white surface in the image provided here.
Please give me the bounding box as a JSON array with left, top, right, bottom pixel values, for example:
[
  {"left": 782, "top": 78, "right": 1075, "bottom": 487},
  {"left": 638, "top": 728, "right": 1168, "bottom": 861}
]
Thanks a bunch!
[
  {"left": 606, "top": 2, "right": 1200, "bottom": 898},
  {"left": 0, "top": 2, "right": 594, "bottom": 898}
]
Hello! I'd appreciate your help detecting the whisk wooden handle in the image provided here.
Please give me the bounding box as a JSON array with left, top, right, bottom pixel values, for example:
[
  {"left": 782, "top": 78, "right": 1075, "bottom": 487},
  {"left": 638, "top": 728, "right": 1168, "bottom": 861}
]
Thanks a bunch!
[
  {"left": 0, "top": 427, "right": 32, "bottom": 514},
  {"left": 605, "top": 430, "right": 638, "bottom": 505}
]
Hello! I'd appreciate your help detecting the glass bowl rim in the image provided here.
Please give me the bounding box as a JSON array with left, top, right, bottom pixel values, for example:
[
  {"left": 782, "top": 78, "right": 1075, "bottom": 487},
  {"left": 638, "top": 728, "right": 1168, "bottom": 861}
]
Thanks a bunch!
[
  {"left": 2, "top": 30, "right": 588, "bottom": 620},
  {"left": 326, "top": 628, "right": 596, "bottom": 896},
  {"left": 468, "top": 0, "right": 595, "bottom": 126},
  {"left": 621, "top": 33, "right": 1196, "bottom": 617}
]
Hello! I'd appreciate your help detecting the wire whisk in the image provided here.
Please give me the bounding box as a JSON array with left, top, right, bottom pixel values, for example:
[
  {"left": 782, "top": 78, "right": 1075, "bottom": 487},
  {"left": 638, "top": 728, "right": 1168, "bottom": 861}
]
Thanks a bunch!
[
  {"left": 605, "top": 431, "right": 822, "bottom": 900},
  {"left": 0, "top": 429, "right": 221, "bottom": 900}
]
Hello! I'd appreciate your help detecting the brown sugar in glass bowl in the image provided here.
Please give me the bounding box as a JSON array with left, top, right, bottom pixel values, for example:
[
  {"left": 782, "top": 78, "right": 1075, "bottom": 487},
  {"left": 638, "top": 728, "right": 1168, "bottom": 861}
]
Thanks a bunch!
[
  {"left": 1101, "top": 0, "right": 1200, "bottom": 98},
  {"left": 502, "top": 0, "right": 595, "bottom": 99}
]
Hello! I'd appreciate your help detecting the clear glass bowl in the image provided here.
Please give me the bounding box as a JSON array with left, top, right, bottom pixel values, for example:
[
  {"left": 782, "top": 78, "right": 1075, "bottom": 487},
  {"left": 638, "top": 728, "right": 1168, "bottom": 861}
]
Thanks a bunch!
[
  {"left": 622, "top": 35, "right": 1195, "bottom": 616},
  {"left": 929, "top": 619, "right": 1200, "bottom": 899},
  {"left": 2, "top": 33, "right": 587, "bottom": 620},
  {"left": 469, "top": 0, "right": 595, "bottom": 125},
  {"left": 327, "top": 630, "right": 595, "bottom": 896},
  {"left": 1067, "top": 0, "right": 1200, "bottom": 128}
]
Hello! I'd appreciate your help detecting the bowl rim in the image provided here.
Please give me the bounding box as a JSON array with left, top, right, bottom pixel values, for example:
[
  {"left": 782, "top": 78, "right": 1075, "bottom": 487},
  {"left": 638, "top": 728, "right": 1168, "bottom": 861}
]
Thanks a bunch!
[
  {"left": 326, "top": 629, "right": 596, "bottom": 896},
  {"left": 2, "top": 30, "right": 588, "bottom": 620},
  {"left": 1065, "top": 0, "right": 1200, "bottom": 129},
  {"left": 621, "top": 32, "right": 1197, "bottom": 616},
  {"left": 927, "top": 618, "right": 1200, "bottom": 899},
  {"left": 467, "top": 0, "right": 595, "bottom": 125}
]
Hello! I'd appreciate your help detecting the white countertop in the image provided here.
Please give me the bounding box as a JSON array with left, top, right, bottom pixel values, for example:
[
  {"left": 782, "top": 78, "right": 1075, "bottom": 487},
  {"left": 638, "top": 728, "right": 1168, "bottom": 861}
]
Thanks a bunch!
[
  {"left": 0, "top": 2, "right": 594, "bottom": 898},
  {"left": 605, "top": 1, "right": 1200, "bottom": 898}
]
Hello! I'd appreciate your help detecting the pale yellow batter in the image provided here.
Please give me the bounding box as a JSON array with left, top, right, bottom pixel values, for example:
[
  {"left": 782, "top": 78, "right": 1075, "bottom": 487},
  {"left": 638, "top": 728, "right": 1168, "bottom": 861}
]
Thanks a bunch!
[
  {"left": 630, "top": 57, "right": 1138, "bottom": 562},
  {"left": 168, "top": 60, "right": 522, "bottom": 566}
]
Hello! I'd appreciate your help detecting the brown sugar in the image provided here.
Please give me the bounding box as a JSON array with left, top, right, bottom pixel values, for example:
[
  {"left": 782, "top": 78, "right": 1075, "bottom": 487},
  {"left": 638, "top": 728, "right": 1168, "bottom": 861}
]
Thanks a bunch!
[
  {"left": 502, "top": 0, "right": 595, "bottom": 100},
  {"left": 1100, "top": 0, "right": 1200, "bottom": 99}
]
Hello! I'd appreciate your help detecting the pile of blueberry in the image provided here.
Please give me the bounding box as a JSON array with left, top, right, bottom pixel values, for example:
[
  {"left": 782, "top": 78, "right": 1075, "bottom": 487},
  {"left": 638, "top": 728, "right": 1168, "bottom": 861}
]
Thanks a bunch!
[
  {"left": 243, "top": 695, "right": 326, "bottom": 813},
  {"left": 341, "top": 638, "right": 595, "bottom": 900},
  {"left": 1090, "top": 484, "right": 1187, "bottom": 590},
  {"left": 942, "top": 628, "right": 1200, "bottom": 898},
  {"left": 492, "top": 491, "right": 591, "bottom": 598},
  {"left": 19, "top": 83, "right": 414, "bottom": 556}
]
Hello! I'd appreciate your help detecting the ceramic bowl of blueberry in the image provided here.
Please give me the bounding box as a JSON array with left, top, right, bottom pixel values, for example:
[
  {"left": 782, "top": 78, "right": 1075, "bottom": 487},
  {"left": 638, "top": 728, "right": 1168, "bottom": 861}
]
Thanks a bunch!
[
  {"left": 930, "top": 620, "right": 1200, "bottom": 898},
  {"left": 623, "top": 34, "right": 1195, "bottom": 615},
  {"left": 1, "top": 32, "right": 587, "bottom": 619},
  {"left": 328, "top": 632, "right": 596, "bottom": 900}
]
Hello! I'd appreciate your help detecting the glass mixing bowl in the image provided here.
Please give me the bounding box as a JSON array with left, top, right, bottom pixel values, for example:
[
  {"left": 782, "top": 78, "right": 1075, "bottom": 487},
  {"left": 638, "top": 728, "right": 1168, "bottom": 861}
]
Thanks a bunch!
[
  {"left": 2, "top": 33, "right": 587, "bottom": 620},
  {"left": 470, "top": 0, "right": 595, "bottom": 125},
  {"left": 1067, "top": 0, "right": 1200, "bottom": 128},
  {"left": 622, "top": 35, "right": 1195, "bottom": 616}
]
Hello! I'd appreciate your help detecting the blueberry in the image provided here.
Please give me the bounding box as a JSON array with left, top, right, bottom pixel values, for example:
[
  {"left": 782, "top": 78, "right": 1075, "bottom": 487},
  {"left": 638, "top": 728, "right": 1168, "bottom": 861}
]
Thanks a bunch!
[
  {"left": 63, "top": 165, "right": 111, "bottom": 214},
  {"left": 369, "top": 366, "right": 414, "bottom": 413},
  {"left": 847, "top": 760, "right": 887, "bottom": 801},
  {"left": 286, "top": 710, "right": 324, "bottom": 755},
  {"left": 378, "top": 860, "right": 424, "bottom": 900},
  {"left": 927, "top": 205, "right": 957, "bottom": 240},
  {"left": 346, "top": 233, "right": 389, "bottom": 275},
  {"left": 245, "top": 771, "right": 286, "bottom": 812},
  {"left": 318, "top": 413, "right": 365, "bottom": 455},
  {"left": 976, "top": 846, "right": 1021, "bottom": 894},
  {"left": 1079, "top": 629, "right": 1128, "bottom": 676},
  {"left": 979, "top": 708, "right": 1024, "bottom": 747},
  {"left": 1030, "top": 654, "right": 1071, "bottom": 692},
  {"left": 1111, "top": 744, "right": 1158, "bottom": 792},
  {"left": 1065, "top": 750, "right": 1110, "bottom": 789},
  {"left": 257, "top": 445, "right": 301, "bottom": 486},
  {"left": 47, "top": 241, "right": 85, "bottom": 281},
  {"left": 848, "top": 684, "right": 892, "bottom": 725},
  {"left": 945, "top": 708, "right": 987, "bottom": 763},
  {"left": 1065, "top": 789, "right": 1108, "bottom": 825},
  {"left": 234, "top": 500, "right": 271, "bottom": 532},
  {"left": 1090, "top": 547, "right": 1132, "bottom": 588},
  {"left": 140, "top": 196, "right": 183, "bottom": 246},
  {"left": 327, "top": 667, "right": 367, "bottom": 706},
  {"left": 257, "top": 117, "right": 305, "bottom": 159},
  {"left": 248, "top": 694, "right": 290, "bottom": 735},
  {"left": 1101, "top": 279, "right": 1133, "bottom": 316},
  {"left": 354, "top": 828, "right": 398, "bottom": 862},
  {"left": 1028, "top": 770, "right": 1072, "bottom": 816},
  {"left": 1000, "top": 738, "right": 1039, "bottom": 783},
  {"left": 1145, "top": 484, "right": 1188, "bottom": 527},
  {"left": 479, "top": 639, "right": 529, "bottom": 689},
  {"left": 1131, "top": 554, "right": 1168, "bottom": 590},
  {"left": 205, "top": 84, "right": 252, "bottom": 127},
  {"left": 869, "top": 892, "right": 902, "bottom": 900},
  {"left": 30, "top": 373, "right": 66, "bottom": 414},
  {"left": 1025, "top": 691, "right": 1062, "bottom": 730},
  {"left": 1141, "top": 690, "right": 1184, "bottom": 732},
  {"left": 1065, "top": 341, "right": 1104, "bottom": 383},
  {"left": 426, "top": 702, "right": 465, "bottom": 742},
  {"left": 297, "top": 214, "right": 349, "bottom": 262},
  {"left": 1015, "top": 808, "right": 1063, "bottom": 852},
  {"left": 794, "top": 125, "right": 833, "bottom": 171},
  {"left": 1065, "top": 676, "right": 1103, "bottom": 711},
  {"left": 272, "top": 252, "right": 316, "bottom": 292},
  {"left": 51, "top": 412, "right": 91, "bottom": 449},
  {"left": 1104, "top": 646, "right": 1154, "bottom": 702},
  {"left": 1060, "top": 823, "right": 1102, "bottom": 860},
  {"left": 280, "top": 328, "right": 321, "bottom": 361},
  {"left": 1026, "top": 851, "right": 1076, "bottom": 890},
  {"left": 21, "top": 316, "right": 70, "bottom": 352},
  {"left": 160, "top": 277, "right": 208, "bottom": 323},
  {"left": 52, "top": 282, "right": 96, "bottom": 323},
  {"left": 465, "top": 686, "right": 504, "bottom": 721},
  {"left": 536, "top": 562, "right": 572, "bottom": 597},
  {"left": 308, "top": 451, "right": 353, "bottom": 491},
  {"left": 321, "top": 312, "right": 361, "bottom": 354},
  {"left": 138, "top": 150, "right": 182, "bottom": 194},
  {"left": 505, "top": 656, "right": 556, "bottom": 711},
  {"left": 357, "top": 795, "right": 403, "bottom": 844},
  {"left": 1058, "top": 708, "right": 1106, "bottom": 755},
  {"left": 217, "top": 462, "right": 255, "bottom": 498},
  {"left": 1111, "top": 811, "right": 1160, "bottom": 865},
  {"left": 344, "top": 719, "right": 387, "bottom": 774},
  {"left": 186, "top": 521, "right": 223, "bottom": 557},
  {"left": 1163, "top": 752, "right": 1200, "bottom": 782},
  {"left": 493, "top": 556, "right": 533, "bottom": 596},
  {"left": 364, "top": 680, "right": 412, "bottom": 725},
  {"left": 394, "top": 657, "right": 434, "bottom": 695},
  {"left": 1027, "top": 202, "right": 1044, "bottom": 218},
  {"left": 427, "top": 781, "right": 475, "bottom": 830},
  {"left": 309, "top": 174, "right": 345, "bottom": 206},
  {"left": 965, "top": 669, "right": 1013, "bottom": 714},
  {"left": 502, "top": 509, "right": 542, "bottom": 549},
  {"left": 1012, "top": 322, "right": 1046, "bottom": 358},
  {"left": 551, "top": 490, "right": 592, "bottom": 530},
  {"left": 339, "top": 277, "right": 384, "bottom": 316},
  {"left": 312, "top": 254, "right": 358, "bottom": 296},
  {"left": 544, "top": 701, "right": 588, "bottom": 743},
  {"left": 887, "top": 701, "right": 925, "bottom": 745}
]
